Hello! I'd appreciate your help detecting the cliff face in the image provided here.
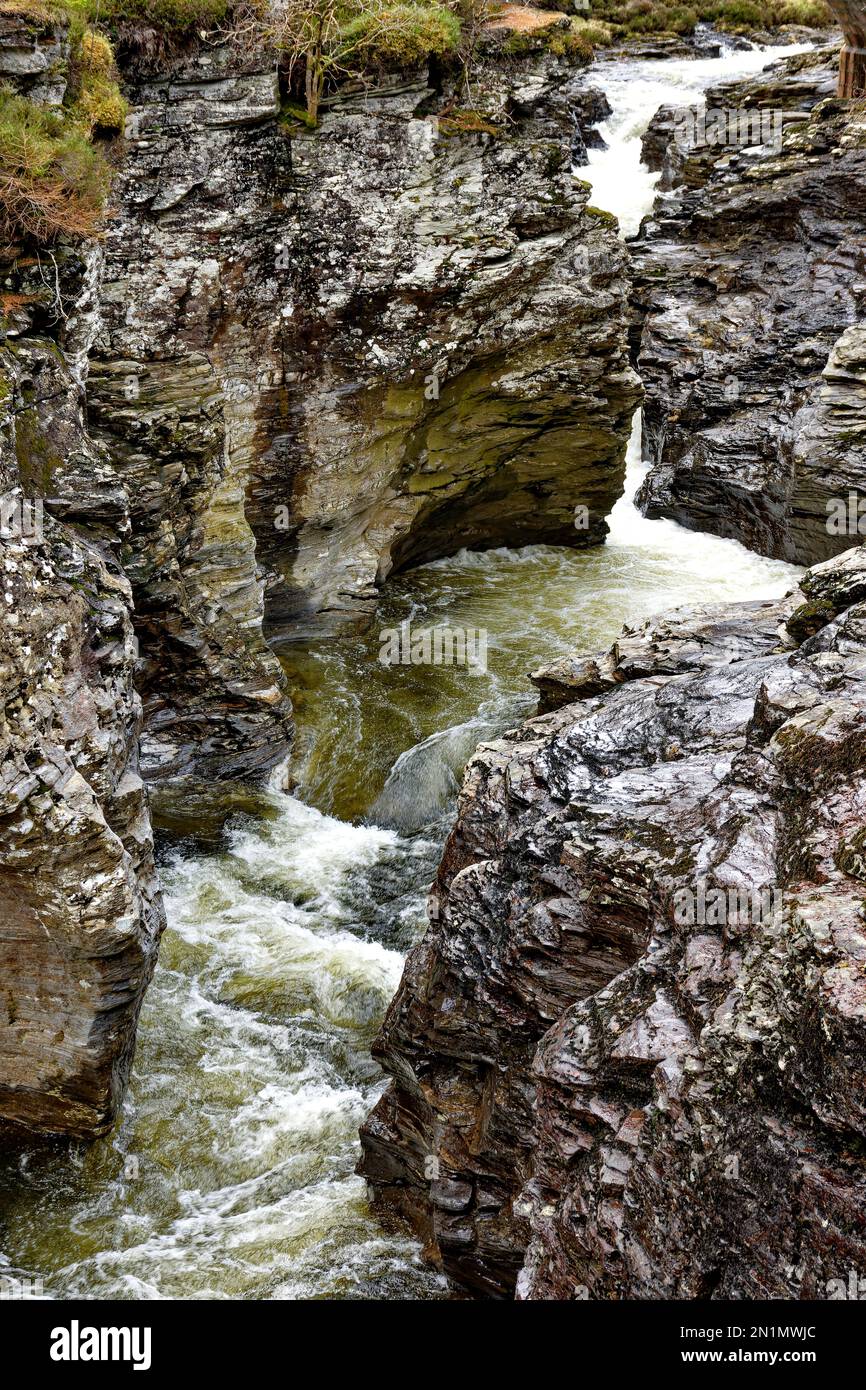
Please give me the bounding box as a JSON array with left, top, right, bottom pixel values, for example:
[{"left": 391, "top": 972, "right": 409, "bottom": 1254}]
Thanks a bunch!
[
  {"left": 90, "top": 37, "right": 639, "bottom": 782},
  {"left": 256, "top": 76, "right": 640, "bottom": 629},
  {"left": 0, "top": 19, "right": 166, "bottom": 1139},
  {"left": 84, "top": 45, "right": 295, "bottom": 782},
  {"left": 359, "top": 544, "right": 866, "bottom": 1299},
  {"left": 632, "top": 50, "right": 866, "bottom": 566},
  {"left": 0, "top": 296, "right": 165, "bottom": 1139}
]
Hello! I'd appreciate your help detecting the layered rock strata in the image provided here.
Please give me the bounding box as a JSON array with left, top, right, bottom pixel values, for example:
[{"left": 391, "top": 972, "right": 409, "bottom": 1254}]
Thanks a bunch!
[
  {"left": 0, "top": 300, "right": 165, "bottom": 1139},
  {"left": 97, "top": 37, "right": 640, "bottom": 698},
  {"left": 632, "top": 49, "right": 866, "bottom": 566},
  {"left": 360, "top": 544, "right": 866, "bottom": 1300},
  {"left": 0, "top": 23, "right": 640, "bottom": 1137}
]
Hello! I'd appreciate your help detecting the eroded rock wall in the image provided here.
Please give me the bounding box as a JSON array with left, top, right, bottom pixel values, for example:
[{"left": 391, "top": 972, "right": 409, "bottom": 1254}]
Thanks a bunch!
[
  {"left": 0, "top": 290, "right": 164, "bottom": 1139},
  {"left": 359, "top": 545, "right": 866, "bottom": 1299},
  {"left": 85, "top": 45, "right": 295, "bottom": 782},
  {"left": 631, "top": 50, "right": 866, "bottom": 565},
  {"left": 0, "top": 27, "right": 640, "bottom": 1138},
  {"left": 94, "top": 38, "right": 640, "bottom": 791}
]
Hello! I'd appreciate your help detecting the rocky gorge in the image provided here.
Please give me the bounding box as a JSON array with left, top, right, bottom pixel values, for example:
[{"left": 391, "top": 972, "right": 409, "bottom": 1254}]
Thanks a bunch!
[
  {"left": 1, "top": 0, "right": 865, "bottom": 1306},
  {"left": 359, "top": 6, "right": 866, "bottom": 1298},
  {"left": 632, "top": 42, "right": 866, "bottom": 564}
]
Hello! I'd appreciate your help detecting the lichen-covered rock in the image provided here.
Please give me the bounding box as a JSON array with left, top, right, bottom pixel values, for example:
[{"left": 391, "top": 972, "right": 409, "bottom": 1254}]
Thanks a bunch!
[
  {"left": 0, "top": 11, "right": 69, "bottom": 106},
  {"left": 359, "top": 544, "right": 866, "bottom": 1299},
  {"left": 631, "top": 50, "right": 866, "bottom": 566}
]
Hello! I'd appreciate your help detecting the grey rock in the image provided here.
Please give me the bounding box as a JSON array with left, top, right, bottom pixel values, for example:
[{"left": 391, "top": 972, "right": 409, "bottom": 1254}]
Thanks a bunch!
[
  {"left": 360, "top": 545, "right": 866, "bottom": 1300},
  {"left": 0, "top": 340, "right": 165, "bottom": 1139},
  {"left": 0, "top": 14, "right": 67, "bottom": 105},
  {"left": 631, "top": 50, "right": 866, "bottom": 566},
  {"left": 87, "top": 42, "right": 639, "bottom": 777}
]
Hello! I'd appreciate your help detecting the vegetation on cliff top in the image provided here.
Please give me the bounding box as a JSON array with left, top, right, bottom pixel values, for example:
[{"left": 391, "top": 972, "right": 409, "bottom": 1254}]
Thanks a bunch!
[
  {"left": 590, "top": 0, "right": 833, "bottom": 37},
  {"left": 0, "top": 15, "right": 125, "bottom": 244},
  {"left": 228, "top": 0, "right": 499, "bottom": 122},
  {"left": 80, "top": 0, "right": 230, "bottom": 29},
  {"left": 0, "top": 86, "right": 107, "bottom": 241}
]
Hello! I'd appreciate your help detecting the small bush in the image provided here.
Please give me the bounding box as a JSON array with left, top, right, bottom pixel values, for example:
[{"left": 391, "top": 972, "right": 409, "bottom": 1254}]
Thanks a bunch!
[
  {"left": 572, "top": 18, "right": 614, "bottom": 45},
  {"left": 547, "top": 27, "right": 594, "bottom": 59},
  {"left": 701, "top": 0, "right": 833, "bottom": 30},
  {"left": 70, "top": 69, "right": 127, "bottom": 132},
  {"left": 764, "top": 0, "right": 833, "bottom": 23},
  {"left": 626, "top": 4, "right": 698, "bottom": 35},
  {"left": 0, "top": 85, "right": 110, "bottom": 242},
  {"left": 707, "top": 0, "right": 763, "bottom": 26},
  {"left": 78, "top": 30, "right": 115, "bottom": 72},
  {"left": 339, "top": 3, "right": 461, "bottom": 69},
  {"left": 67, "top": 27, "right": 128, "bottom": 134}
]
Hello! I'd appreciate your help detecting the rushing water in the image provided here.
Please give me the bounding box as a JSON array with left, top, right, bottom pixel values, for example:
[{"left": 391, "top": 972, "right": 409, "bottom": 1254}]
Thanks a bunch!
[{"left": 0, "top": 41, "right": 808, "bottom": 1301}]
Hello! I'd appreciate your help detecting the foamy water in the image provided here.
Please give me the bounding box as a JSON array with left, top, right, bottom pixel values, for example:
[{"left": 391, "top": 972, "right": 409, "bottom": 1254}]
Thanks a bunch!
[{"left": 586, "top": 41, "right": 813, "bottom": 238}]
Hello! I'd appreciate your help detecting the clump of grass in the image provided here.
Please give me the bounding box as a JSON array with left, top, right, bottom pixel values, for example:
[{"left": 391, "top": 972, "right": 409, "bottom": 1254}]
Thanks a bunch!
[
  {"left": 84, "top": 0, "right": 230, "bottom": 32},
  {"left": 709, "top": 0, "right": 833, "bottom": 29},
  {"left": 438, "top": 106, "right": 503, "bottom": 135},
  {"left": 66, "top": 26, "right": 128, "bottom": 134},
  {"left": 780, "top": 0, "right": 833, "bottom": 21},
  {"left": 585, "top": 203, "right": 619, "bottom": 223},
  {"left": 280, "top": 96, "right": 319, "bottom": 127},
  {"left": 502, "top": 16, "right": 596, "bottom": 62},
  {"left": 709, "top": 0, "right": 761, "bottom": 23},
  {"left": 78, "top": 30, "right": 114, "bottom": 70},
  {"left": 338, "top": 3, "right": 461, "bottom": 68},
  {"left": 588, "top": 1, "right": 698, "bottom": 36},
  {"left": 547, "top": 26, "right": 594, "bottom": 59},
  {"left": 0, "top": 84, "right": 111, "bottom": 242},
  {"left": 571, "top": 17, "right": 614, "bottom": 45}
]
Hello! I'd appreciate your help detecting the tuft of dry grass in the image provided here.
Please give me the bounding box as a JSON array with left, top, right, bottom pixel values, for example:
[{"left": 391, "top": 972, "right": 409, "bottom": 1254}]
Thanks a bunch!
[
  {"left": 484, "top": 4, "right": 563, "bottom": 32},
  {"left": 0, "top": 85, "right": 111, "bottom": 243}
]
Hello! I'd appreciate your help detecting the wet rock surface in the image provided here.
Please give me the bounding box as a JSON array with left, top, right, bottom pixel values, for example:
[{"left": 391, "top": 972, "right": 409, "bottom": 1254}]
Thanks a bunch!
[
  {"left": 359, "top": 544, "right": 866, "bottom": 1299},
  {"left": 85, "top": 44, "right": 295, "bottom": 782},
  {"left": 631, "top": 49, "right": 866, "bottom": 566},
  {"left": 0, "top": 19, "right": 167, "bottom": 1139}
]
